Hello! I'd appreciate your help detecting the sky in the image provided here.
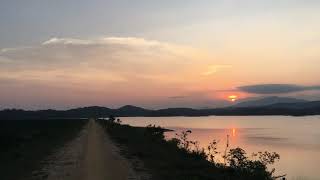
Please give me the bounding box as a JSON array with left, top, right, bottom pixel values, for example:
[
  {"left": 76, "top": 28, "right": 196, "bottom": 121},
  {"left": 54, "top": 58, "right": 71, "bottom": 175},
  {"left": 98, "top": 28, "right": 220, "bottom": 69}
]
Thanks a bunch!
[{"left": 0, "top": 0, "right": 320, "bottom": 109}]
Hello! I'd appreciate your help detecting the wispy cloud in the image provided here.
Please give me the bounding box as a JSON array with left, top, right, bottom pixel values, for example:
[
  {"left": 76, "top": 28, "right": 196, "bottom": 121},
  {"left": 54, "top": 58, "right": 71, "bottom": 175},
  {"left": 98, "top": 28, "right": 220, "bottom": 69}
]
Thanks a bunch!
[
  {"left": 0, "top": 36, "right": 226, "bottom": 108},
  {"left": 202, "top": 65, "right": 232, "bottom": 76},
  {"left": 168, "top": 96, "right": 188, "bottom": 99},
  {"left": 0, "top": 37, "right": 197, "bottom": 82}
]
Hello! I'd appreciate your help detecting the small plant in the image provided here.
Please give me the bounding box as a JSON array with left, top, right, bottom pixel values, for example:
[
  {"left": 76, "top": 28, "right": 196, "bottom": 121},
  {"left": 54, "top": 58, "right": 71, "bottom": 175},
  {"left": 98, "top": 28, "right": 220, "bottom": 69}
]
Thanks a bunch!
[
  {"left": 116, "top": 118, "right": 122, "bottom": 124},
  {"left": 108, "top": 115, "right": 116, "bottom": 123},
  {"left": 103, "top": 121, "right": 284, "bottom": 180},
  {"left": 172, "top": 129, "right": 282, "bottom": 179},
  {"left": 103, "top": 115, "right": 122, "bottom": 130},
  {"left": 226, "top": 147, "right": 248, "bottom": 169},
  {"left": 145, "top": 124, "right": 165, "bottom": 142},
  {"left": 175, "top": 130, "right": 193, "bottom": 151},
  {"left": 206, "top": 140, "right": 219, "bottom": 163},
  {"left": 225, "top": 147, "right": 281, "bottom": 179},
  {"left": 255, "top": 151, "right": 280, "bottom": 166}
]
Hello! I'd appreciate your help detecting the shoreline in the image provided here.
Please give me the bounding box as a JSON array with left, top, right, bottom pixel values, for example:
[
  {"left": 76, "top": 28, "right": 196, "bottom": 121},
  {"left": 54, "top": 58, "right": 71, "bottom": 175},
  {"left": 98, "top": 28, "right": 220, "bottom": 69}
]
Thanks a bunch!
[{"left": 101, "top": 119, "right": 281, "bottom": 180}]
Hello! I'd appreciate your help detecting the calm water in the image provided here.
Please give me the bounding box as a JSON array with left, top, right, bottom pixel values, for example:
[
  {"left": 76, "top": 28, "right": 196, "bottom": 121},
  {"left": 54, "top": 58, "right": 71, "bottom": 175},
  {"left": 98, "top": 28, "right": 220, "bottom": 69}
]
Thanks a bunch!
[{"left": 121, "top": 116, "right": 320, "bottom": 180}]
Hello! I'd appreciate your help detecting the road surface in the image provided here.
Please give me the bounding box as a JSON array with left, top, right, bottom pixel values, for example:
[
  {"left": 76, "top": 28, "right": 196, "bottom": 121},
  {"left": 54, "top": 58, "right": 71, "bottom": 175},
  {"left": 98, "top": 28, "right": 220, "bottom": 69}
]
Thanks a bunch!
[
  {"left": 31, "top": 119, "right": 142, "bottom": 180},
  {"left": 78, "top": 119, "right": 135, "bottom": 180}
]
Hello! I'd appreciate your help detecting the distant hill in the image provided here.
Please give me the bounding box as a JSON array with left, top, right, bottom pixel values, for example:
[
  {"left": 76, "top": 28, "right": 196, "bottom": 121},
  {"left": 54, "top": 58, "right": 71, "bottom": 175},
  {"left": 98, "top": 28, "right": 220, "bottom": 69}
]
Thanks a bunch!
[
  {"left": 266, "top": 101, "right": 320, "bottom": 109},
  {"left": 116, "top": 105, "right": 151, "bottom": 116},
  {"left": 234, "top": 96, "right": 307, "bottom": 108},
  {"left": 1, "top": 101, "right": 320, "bottom": 119}
]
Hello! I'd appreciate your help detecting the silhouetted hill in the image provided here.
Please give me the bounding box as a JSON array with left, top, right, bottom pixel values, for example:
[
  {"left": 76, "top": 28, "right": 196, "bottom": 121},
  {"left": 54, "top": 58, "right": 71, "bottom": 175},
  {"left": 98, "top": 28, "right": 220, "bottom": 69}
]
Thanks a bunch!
[
  {"left": 65, "top": 106, "right": 113, "bottom": 117},
  {"left": 233, "top": 96, "right": 307, "bottom": 107},
  {"left": 1, "top": 101, "right": 320, "bottom": 119},
  {"left": 115, "top": 105, "right": 152, "bottom": 116},
  {"left": 152, "top": 108, "right": 200, "bottom": 116},
  {"left": 266, "top": 101, "right": 320, "bottom": 109}
]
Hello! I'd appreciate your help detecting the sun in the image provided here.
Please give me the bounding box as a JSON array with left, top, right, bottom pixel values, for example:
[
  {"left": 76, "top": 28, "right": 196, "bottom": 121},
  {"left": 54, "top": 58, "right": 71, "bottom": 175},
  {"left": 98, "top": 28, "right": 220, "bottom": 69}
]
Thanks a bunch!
[{"left": 228, "top": 95, "right": 238, "bottom": 102}]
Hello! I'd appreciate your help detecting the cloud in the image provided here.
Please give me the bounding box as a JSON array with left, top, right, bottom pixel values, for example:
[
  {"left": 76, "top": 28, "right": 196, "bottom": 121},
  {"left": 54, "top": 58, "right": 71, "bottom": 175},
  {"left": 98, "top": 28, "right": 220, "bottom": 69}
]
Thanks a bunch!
[
  {"left": 0, "top": 36, "right": 225, "bottom": 109},
  {"left": 202, "top": 65, "right": 232, "bottom": 76},
  {"left": 168, "top": 96, "right": 188, "bottom": 99},
  {"left": 0, "top": 37, "right": 201, "bottom": 82},
  {"left": 238, "top": 84, "right": 320, "bottom": 94}
]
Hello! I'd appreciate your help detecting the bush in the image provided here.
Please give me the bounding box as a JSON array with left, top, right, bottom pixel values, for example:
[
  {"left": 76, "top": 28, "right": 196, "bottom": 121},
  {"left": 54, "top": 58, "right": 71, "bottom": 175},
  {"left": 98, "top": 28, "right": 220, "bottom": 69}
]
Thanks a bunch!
[{"left": 101, "top": 118, "right": 283, "bottom": 180}]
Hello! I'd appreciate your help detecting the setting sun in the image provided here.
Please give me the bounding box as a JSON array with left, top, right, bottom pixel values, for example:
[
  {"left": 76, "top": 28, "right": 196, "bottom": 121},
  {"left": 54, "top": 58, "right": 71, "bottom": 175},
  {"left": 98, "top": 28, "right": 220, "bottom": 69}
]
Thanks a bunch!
[
  {"left": 228, "top": 95, "right": 238, "bottom": 102},
  {"left": 1, "top": 1, "right": 320, "bottom": 179}
]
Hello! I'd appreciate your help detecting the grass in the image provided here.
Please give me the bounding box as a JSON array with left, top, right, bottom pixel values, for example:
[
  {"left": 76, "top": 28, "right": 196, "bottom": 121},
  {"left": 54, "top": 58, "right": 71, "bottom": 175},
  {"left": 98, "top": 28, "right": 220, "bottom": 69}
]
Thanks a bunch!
[
  {"left": 100, "top": 119, "right": 280, "bottom": 180},
  {"left": 0, "top": 119, "right": 87, "bottom": 180}
]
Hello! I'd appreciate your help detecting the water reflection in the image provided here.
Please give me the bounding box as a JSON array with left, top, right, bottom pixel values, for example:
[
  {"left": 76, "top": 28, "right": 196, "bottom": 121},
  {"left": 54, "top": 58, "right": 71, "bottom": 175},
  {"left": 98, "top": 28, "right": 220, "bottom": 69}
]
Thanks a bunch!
[
  {"left": 232, "top": 128, "right": 236, "bottom": 137},
  {"left": 122, "top": 116, "right": 320, "bottom": 180}
]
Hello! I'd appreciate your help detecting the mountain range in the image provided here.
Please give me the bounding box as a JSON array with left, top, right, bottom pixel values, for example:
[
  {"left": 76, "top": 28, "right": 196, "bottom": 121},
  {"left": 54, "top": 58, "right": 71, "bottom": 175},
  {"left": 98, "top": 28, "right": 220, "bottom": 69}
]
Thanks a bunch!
[
  {"left": 232, "top": 96, "right": 307, "bottom": 107},
  {"left": 0, "top": 96, "right": 319, "bottom": 119}
]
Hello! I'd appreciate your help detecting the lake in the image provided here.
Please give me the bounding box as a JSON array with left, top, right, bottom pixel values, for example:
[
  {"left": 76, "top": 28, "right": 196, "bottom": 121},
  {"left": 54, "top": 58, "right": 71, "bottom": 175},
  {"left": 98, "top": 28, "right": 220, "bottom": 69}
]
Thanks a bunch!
[{"left": 121, "top": 116, "right": 320, "bottom": 180}]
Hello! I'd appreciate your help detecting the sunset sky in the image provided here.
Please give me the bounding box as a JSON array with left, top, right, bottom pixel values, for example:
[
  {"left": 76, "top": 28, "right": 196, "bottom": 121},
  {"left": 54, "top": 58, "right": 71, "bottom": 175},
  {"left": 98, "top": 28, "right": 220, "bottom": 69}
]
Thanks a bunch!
[{"left": 1, "top": 0, "right": 320, "bottom": 109}]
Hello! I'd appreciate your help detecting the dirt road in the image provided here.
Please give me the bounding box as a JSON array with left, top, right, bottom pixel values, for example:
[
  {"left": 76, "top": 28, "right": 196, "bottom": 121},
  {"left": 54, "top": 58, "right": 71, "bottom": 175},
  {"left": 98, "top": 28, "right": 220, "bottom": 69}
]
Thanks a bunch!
[
  {"left": 32, "top": 119, "right": 140, "bottom": 180},
  {"left": 78, "top": 119, "right": 134, "bottom": 180}
]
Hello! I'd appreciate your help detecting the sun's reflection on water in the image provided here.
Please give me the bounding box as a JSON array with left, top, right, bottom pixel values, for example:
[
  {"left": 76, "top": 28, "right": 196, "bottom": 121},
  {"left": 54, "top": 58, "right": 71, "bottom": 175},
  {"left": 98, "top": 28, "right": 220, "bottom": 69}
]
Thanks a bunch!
[
  {"left": 232, "top": 128, "right": 236, "bottom": 137},
  {"left": 121, "top": 116, "right": 320, "bottom": 179}
]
